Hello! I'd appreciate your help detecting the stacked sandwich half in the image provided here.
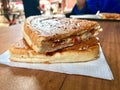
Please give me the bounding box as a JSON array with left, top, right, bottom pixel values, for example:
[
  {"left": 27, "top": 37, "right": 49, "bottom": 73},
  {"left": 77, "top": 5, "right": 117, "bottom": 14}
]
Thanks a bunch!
[{"left": 9, "top": 16, "right": 102, "bottom": 63}]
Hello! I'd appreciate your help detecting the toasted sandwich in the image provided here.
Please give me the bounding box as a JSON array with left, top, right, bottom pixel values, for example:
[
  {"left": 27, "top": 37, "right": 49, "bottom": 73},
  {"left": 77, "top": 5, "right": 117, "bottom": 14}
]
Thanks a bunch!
[
  {"left": 23, "top": 16, "right": 102, "bottom": 53},
  {"left": 9, "top": 37, "right": 99, "bottom": 63}
]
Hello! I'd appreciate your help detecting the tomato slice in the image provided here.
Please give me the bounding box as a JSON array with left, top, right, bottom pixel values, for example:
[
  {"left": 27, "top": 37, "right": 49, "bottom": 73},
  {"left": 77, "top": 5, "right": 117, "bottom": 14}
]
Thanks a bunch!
[{"left": 73, "top": 36, "right": 79, "bottom": 44}]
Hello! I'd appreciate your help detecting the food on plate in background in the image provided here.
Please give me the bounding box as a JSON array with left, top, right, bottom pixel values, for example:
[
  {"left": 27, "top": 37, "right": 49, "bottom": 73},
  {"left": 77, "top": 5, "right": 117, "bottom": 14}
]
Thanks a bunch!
[{"left": 98, "top": 13, "right": 120, "bottom": 20}]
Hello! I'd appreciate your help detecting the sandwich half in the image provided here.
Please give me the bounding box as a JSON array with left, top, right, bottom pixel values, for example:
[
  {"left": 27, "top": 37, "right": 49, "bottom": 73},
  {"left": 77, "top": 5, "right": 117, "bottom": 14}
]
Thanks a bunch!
[
  {"left": 23, "top": 16, "right": 102, "bottom": 53},
  {"left": 9, "top": 37, "right": 99, "bottom": 63}
]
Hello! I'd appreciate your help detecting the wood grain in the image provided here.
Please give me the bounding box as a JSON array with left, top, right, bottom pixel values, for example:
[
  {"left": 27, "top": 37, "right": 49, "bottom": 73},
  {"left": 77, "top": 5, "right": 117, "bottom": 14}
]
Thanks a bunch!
[{"left": 0, "top": 21, "right": 120, "bottom": 90}]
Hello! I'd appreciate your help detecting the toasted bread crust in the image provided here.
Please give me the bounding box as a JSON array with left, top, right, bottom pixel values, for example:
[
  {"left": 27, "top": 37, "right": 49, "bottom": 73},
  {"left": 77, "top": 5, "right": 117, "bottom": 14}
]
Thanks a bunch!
[
  {"left": 9, "top": 38, "right": 99, "bottom": 63},
  {"left": 23, "top": 16, "right": 102, "bottom": 53},
  {"left": 25, "top": 16, "right": 101, "bottom": 39}
]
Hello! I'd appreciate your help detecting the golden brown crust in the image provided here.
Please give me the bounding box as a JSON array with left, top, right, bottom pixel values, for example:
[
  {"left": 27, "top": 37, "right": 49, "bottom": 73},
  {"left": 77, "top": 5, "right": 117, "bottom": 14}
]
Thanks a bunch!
[
  {"left": 9, "top": 38, "right": 99, "bottom": 63},
  {"left": 25, "top": 16, "right": 101, "bottom": 40},
  {"left": 23, "top": 16, "right": 102, "bottom": 53},
  {"left": 24, "top": 22, "right": 41, "bottom": 47}
]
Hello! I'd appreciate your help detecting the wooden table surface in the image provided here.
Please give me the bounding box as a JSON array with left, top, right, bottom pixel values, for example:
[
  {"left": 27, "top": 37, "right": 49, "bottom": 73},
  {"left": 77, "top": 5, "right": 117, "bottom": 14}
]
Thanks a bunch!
[{"left": 0, "top": 21, "right": 120, "bottom": 90}]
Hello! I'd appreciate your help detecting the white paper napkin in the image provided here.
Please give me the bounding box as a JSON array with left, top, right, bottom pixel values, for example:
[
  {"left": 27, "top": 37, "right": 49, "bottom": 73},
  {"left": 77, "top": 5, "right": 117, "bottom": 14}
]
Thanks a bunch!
[{"left": 0, "top": 47, "right": 113, "bottom": 80}]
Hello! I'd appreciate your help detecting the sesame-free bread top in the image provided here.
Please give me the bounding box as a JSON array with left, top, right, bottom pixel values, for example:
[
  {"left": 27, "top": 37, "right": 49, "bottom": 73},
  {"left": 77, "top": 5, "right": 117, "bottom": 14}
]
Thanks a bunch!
[{"left": 24, "top": 15, "right": 102, "bottom": 40}]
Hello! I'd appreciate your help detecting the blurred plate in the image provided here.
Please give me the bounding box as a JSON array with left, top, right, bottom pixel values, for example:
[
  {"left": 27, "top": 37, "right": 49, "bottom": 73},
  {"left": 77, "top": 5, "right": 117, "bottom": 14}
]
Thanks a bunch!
[
  {"left": 70, "top": 14, "right": 100, "bottom": 19},
  {"left": 70, "top": 14, "right": 120, "bottom": 22}
]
